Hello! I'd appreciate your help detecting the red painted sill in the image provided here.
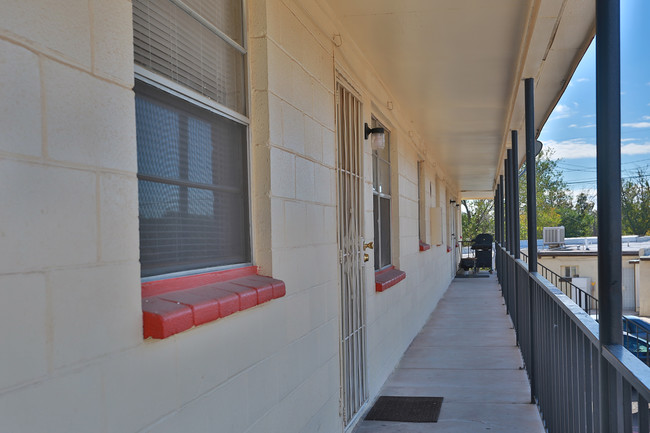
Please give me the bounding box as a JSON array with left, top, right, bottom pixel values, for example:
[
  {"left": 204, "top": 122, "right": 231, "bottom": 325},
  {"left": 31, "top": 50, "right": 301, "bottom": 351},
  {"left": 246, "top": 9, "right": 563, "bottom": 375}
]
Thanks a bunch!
[
  {"left": 375, "top": 266, "right": 406, "bottom": 292},
  {"left": 419, "top": 241, "right": 431, "bottom": 251},
  {"left": 141, "top": 266, "right": 285, "bottom": 339}
]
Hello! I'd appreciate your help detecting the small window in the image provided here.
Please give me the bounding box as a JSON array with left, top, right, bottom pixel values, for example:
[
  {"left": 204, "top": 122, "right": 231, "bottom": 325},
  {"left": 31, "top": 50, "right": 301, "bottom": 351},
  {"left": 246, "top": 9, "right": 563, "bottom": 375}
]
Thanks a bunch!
[
  {"left": 561, "top": 266, "right": 579, "bottom": 278},
  {"left": 372, "top": 118, "right": 391, "bottom": 270},
  {"left": 417, "top": 160, "right": 425, "bottom": 243}
]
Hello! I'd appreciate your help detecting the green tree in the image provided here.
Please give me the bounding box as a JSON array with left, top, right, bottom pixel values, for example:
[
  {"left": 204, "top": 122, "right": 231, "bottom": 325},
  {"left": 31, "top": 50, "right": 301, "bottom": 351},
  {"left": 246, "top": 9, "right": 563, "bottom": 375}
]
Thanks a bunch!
[
  {"left": 461, "top": 199, "right": 494, "bottom": 242},
  {"left": 622, "top": 168, "right": 650, "bottom": 236},
  {"left": 559, "top": 192, "right": 596, "bottom": 237},
  {"left": 519, "top": 148, "right": 569, "bottom": 239}
]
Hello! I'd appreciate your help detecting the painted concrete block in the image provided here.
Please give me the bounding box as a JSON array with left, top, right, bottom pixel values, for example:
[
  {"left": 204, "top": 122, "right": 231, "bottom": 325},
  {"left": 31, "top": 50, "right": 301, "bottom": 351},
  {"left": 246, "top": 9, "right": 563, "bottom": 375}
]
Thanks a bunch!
[
  {"left": 0, "top": 0, "right": 91, "bottom": 68},
  {"left": 284, "top": 200, "right": 308, "bottom": 248},
  {"left": 92, "top": 0, "right": 133, "bottom": 86},
  {"left": 295, "top": 156, "right": 315, "bottom": 201},
  {"left": 100, "top": 173, "right": 139, "bottom": 262},
  {"left": 50, "top": 263, "right": 141, "bottom": 369},
  {"left": 44, "top": 59, "right": 137, "bottom": 172},
  {"left": 268, "top": 93, "right": 283, "bottom": 146},
  {"left": 322, "top": 127, "right": 336, "bottom": 168},
  {"left": 290, "top": 62, "right": 314, "bottom": 116},
  {"left": 0, "top": 40, "right": 42, "bottom": 157},
  {"left": 312, "top": 81, "right": 334, "bottom": 127},
  {"left": 314, "top": 164, "right": 331, "bottom": 205},
  {"left": 267, "top": 41, "right": 295, "bottom": 102},
  {"left": 0, "top": 364, "right": 103, "bottom": 433},
  {"left": 0, "top": 161, "right": 97, "bottom": 273},
  {"left": 249, "top": 37, "right": 269, "bottom": 92},
  {"left": 304, "top": 116, "right": 323, "bottom": 162},
  {"left": 270, "top": 146, "right": 295, "bottom": 198},
  {"left": 103, "top": 342, "right": 179, "bottom": 433},
  {"left": 281, "top": 101, "right": 305, "bottom": 154},
  {"left": 270, "top": 197, "right": 286, "bottom": 249},
  {"left": 0, "top": 274, "right": 48, "bottom": 391}
]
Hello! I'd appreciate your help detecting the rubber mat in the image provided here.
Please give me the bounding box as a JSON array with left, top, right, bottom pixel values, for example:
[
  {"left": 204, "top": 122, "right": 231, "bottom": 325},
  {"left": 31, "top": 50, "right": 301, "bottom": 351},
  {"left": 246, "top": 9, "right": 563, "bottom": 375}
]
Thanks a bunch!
[{"left": 364, "top": 396, "right": 443, "bottom": 423}]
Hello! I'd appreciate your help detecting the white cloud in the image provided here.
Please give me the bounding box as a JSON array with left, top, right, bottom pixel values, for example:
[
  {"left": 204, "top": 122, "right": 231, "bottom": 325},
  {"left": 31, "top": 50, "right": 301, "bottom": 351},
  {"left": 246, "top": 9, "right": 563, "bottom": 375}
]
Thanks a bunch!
[
  {"left": 580, "top": 124, "right": 596, "bottom": 128},
  {"left": 546, "top": 139, "right": 650, "bottom": 159},
  {"left": 622, "top": 138, "right": 638, "bottom": 142},
  {"left": 545, "top": 139, "right": 596, "bottom": 159},
  {"left": 621, "top": 142, "right": 650, "bottom": 155},
  {"left": 550, "top": 104, "right": 573, "bottom": 120},
  {"left": 643, "top": 116, "right": 650, "bottom": 121},
  {"left": 622, "top": 122, "right": 650, "bottom": 128},
  {"left": 583, "top": 114, "right": 595, "bottom": 118},
  {"left": 576, "top": 78, "right": 590, "bottom": 83},
  {"left": 568, "top": 188, "right": 597, "bottom": 201},
  {"left": 569, "top": 124, "right": 578, "bottom": 128}
]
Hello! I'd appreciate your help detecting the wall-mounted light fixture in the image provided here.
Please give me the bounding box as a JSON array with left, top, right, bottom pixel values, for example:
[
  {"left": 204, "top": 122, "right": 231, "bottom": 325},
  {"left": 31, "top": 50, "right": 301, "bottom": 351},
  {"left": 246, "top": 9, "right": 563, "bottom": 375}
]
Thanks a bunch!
[
  {"left": 449, "top": 200, "right": 456, "bottom": 204},
  {"left": 365, "top": 123, "right": 386, "bottom": 150}
]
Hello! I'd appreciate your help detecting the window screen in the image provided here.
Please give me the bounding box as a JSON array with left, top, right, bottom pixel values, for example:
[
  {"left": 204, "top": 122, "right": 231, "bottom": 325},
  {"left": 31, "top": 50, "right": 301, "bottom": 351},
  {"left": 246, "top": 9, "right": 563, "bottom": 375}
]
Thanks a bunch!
[
  {"left": 136, "top": 82, "right": 249, "bottom": 277},
  {"left": 133, "top": 0, "right": 246, "bottom": 114},
  {"left": 372, "top": 119, "right": 391, "bottom": 270}
]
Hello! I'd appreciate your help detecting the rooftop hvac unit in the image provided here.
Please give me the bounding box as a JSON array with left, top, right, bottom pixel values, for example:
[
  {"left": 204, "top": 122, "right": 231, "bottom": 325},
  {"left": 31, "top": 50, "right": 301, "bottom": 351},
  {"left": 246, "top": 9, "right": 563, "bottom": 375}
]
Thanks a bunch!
[{"left": 543, "top": 226, "right": 565, "bottom": 247}]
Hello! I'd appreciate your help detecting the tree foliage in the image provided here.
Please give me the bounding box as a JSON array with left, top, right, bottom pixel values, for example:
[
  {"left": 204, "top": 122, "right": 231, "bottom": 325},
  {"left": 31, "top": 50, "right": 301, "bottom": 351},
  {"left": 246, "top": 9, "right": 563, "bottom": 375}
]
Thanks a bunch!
[
  {"left": 622, "top": 168, "right": 650, "bottom": 236},
  {"left": 518, "top": 148, "right": 570, "bottom": 239},
  {"left": 461, "top": 199, "right": 494, "bottom": 242}
]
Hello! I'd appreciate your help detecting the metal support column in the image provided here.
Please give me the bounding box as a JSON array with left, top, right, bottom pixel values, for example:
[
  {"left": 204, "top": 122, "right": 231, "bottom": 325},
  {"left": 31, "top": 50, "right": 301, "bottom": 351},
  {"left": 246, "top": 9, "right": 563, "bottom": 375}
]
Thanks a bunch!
[
  {"left": 525, "top": 77, "right": 537, "bottom": 404},
  {"left": 511, "top": 131, "right": 520, "bottom": 260},
  {"left": 510, "top": 132, "right": 520, "bottom": 346},
  {"left": 596, "top": 0, "right": 622, "bottom": 431},
  {"left": 499, "top": 176, "right": 504, "bottom": 248}
]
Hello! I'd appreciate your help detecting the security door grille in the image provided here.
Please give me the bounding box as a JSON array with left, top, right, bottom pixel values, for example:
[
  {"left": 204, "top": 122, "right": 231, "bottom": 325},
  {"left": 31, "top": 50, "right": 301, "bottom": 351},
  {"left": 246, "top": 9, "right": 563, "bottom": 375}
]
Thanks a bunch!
[
  {"left": 336, "top": 81, "right": 368, "bottom": 425},
  {"left": 136, "top": 82, "right": 249, "bottom": 277},
  {"left": 372, "top": 119, "right": 391, "bottom": 270}
]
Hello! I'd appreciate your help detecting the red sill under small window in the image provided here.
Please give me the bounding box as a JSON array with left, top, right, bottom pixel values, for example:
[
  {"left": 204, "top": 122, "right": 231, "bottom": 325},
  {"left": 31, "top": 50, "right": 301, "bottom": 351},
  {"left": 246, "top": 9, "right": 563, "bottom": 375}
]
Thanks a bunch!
[
  {"left": 141, "top": 266, "right": 286, "bottom": 339},
  {"left": 375, "top": 266, "right": 406, "bottom": 292},
  {"left": 419, "top": 240, "right": 431, "bottom": 251}
]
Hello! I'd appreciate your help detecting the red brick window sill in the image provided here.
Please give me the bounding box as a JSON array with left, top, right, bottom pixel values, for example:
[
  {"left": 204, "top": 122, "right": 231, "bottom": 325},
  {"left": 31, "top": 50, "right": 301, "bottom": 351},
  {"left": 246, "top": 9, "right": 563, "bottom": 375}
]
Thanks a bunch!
[
  {"left": 375, "top": 266, "right": 406, "bottom": 292},
  {"left": 141, "top": 266, "right": 286, "bottom": 339},
  {"left": 419, "top": 241, "right": 431, "bottom": 251}
]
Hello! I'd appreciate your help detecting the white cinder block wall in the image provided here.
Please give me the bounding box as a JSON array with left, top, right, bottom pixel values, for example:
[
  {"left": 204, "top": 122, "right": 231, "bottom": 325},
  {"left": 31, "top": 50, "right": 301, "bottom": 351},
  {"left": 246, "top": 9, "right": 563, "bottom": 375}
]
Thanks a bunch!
[{"left": 0, "top": 0, "right": 459, "bottom": 432}]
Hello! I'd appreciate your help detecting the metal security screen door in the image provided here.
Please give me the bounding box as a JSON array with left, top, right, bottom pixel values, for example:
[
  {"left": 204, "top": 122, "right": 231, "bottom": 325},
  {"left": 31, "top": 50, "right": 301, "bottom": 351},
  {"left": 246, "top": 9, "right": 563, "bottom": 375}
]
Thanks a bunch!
[{"left": 336, "top": 80, "right": 368, "bottom": 426}]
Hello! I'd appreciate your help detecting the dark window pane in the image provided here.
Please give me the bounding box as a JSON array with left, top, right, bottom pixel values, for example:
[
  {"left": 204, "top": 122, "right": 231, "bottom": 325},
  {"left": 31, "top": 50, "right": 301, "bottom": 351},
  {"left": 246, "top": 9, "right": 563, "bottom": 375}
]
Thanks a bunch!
[
  {"left": 136, "top": 82, "right": 249, "bottom": 277},
  {"left": 373, "top": 193, "right": 380, "bottom": 270},
  {"left": 380, "top": 196, "right": 391, "bottom": 268}
]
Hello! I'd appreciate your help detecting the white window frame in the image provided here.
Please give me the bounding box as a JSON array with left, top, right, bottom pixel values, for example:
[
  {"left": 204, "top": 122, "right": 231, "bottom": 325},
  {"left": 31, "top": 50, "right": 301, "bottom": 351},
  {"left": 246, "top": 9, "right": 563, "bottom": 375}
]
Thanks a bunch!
[{"left": 133, "top": 0, "right": 253, "bottom": 280}]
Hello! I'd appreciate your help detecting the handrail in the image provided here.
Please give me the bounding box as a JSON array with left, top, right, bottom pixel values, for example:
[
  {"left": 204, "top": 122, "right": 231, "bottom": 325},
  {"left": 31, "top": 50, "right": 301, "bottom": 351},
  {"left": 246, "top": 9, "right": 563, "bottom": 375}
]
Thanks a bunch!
[
  {"left": 496, "top": 243, "right": 650, "bottom": 432},
  {"left": 520, "top": 250, "right": 599, "bottom": 318}
]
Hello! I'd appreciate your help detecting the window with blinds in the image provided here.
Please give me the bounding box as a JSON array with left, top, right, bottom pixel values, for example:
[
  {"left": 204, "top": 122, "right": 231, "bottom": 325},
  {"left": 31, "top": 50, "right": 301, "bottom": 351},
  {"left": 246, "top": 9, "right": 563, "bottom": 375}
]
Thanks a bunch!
[
  {"left": 372, "top": 119, "right": 392, "bottom": 270},
  {"left": 133, "top": 0, "right": 250, "bottom": 277},
  {"left": 133, "top": 0, "right": 246, "bottom": 114}
]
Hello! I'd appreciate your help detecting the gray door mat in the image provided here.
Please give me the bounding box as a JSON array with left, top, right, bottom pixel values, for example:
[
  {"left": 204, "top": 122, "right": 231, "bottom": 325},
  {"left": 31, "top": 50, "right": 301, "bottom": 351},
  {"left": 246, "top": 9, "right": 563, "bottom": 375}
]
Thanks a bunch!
[
  {"left": 364, "top": 396, "right": 443, "bottom": 423},
  {"left": 455, "top": 273, "right": 490, "bottom": 278}
]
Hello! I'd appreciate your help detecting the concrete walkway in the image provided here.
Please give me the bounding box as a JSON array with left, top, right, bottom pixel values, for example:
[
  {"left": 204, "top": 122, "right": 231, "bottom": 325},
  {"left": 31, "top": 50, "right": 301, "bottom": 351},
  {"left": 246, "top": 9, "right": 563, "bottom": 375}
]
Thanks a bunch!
[{"left": 354, "top": 273, "right": 545, "bottom": 432}]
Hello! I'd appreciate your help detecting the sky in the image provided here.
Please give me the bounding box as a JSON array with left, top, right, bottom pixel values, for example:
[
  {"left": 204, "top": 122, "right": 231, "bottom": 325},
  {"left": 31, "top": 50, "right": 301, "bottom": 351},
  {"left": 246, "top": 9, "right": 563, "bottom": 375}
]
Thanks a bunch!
[{"left": 538, "top": 0, "right": 650, "bottom": 199}]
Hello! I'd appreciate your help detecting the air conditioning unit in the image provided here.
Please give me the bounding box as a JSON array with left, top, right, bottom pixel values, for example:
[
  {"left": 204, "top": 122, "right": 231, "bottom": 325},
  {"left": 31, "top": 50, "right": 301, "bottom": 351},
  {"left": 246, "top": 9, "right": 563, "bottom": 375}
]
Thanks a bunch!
[{"left": 543, "top": 226, "right": 565, "bottom": 247}]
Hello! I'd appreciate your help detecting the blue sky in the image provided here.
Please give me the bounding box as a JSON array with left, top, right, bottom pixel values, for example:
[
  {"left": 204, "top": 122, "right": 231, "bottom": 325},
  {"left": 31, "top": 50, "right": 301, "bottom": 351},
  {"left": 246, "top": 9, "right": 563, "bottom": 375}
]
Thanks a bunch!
[{"left": 538, "top": 0, "right": 650, "bottom": 197}]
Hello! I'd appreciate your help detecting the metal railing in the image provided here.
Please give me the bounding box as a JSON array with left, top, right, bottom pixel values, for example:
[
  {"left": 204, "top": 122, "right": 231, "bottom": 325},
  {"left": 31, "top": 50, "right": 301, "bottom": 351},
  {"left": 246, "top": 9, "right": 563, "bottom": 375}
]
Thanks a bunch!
[
  {"left": 521, "top": 251, "right": 599, "bottom": 319},
  {"left": 497, "top": 245, "right": 650, "bottom": 433}
]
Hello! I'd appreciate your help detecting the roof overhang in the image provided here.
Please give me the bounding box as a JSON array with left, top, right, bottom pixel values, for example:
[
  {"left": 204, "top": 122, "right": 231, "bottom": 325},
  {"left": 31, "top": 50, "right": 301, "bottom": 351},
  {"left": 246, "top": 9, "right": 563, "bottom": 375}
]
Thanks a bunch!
[{"left": 324, "top": 0, "right": 595, "bottom": 198}]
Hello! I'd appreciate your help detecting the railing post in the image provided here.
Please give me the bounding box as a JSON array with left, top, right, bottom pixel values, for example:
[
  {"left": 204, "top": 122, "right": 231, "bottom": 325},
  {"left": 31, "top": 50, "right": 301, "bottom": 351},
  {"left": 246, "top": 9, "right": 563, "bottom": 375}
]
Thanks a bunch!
[
  {"left": 596, "top": 0, "right": 622, "bottom": 431},
  {"left": 525, "top": 77, "right": 537, "bottom": 405}
]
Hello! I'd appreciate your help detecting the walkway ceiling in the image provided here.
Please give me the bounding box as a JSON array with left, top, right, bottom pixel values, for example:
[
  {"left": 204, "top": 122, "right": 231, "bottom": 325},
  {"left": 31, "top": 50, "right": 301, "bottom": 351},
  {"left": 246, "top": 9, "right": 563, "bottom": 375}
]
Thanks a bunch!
[{"left": 324, "top": 0, "right": 595, "bottom": 199}]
